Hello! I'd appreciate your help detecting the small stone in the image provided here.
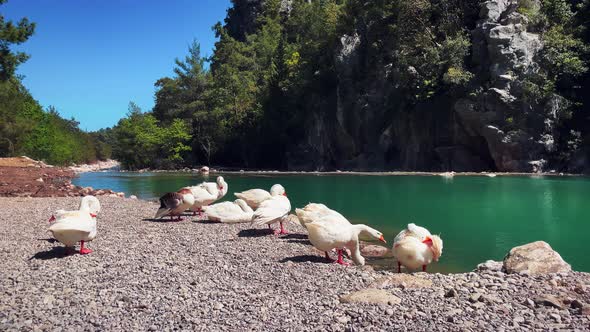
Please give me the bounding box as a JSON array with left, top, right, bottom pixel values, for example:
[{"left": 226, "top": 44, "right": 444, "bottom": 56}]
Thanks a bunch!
[
  {"left": 513, "top": 316, "right": 525, "bottom": 324},
  {"left": 574, "top": 285, "right": 586, "bottom": 294},
  {"left": 524, "top": 298, "right": 535, "bottom": 308},
  {"left": 129, "top": 195, "right": 137, "bottom": 199},
  {"left": 475, "top": 260, "right": 503, "bottom": 272},
  {"left": 571, "top": 299, "right": 584, "bottom": 309},
  {"left": 444, "top": 288, "right": 458, "bottom": 298},
  {"left": 534, "top": 295, "right": 565, "bottom": 310},
  {"left": 472, "top": 302, "right": 485, "bottom": 309},
  {"left": 213, "top": 302, "right": 224, "bottom": 310},
  {"left": 549, "top": 313, "right": 561, "bottom": 323},
  {"left": 385, "top": 308, "right": 394, "bottom": 315},
  {"left": 469, "top": 293, "right": 482, "bottom": 303}
]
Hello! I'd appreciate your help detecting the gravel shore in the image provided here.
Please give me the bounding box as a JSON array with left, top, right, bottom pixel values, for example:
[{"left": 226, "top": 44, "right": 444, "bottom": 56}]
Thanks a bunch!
[{"left": 1, "top": 197, "right": 589, "bottom": 331}]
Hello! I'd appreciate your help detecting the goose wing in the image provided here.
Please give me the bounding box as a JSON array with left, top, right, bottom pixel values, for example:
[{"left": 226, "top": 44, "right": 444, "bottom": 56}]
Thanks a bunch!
[
  {"left": 252, "top": 196, "right": 291, "bottom": 226},
  {"left": 234, "top": 189, "right": 271, "bottom": 208},
  {"left": 155, "top": 192, "right": 183, "bottom": 219}
]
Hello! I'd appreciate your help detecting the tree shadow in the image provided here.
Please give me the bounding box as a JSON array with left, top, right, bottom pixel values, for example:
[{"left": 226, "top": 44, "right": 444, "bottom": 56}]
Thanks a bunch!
[
  {"left": 279, "top": 255, "right": 332, "bottom": 264},
  {"left": 30, "top": 247, "right": 72, "bottom": 260},
  {"left": 237, "top": 228, "right": 274, "bottom": 238}
]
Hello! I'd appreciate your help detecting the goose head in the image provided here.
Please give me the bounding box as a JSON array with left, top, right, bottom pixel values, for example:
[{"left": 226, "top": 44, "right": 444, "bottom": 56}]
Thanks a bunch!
[
  {"left": 79, "top": 196, "right": 101, "bottom": 216},
  {"left": 422, "top": 235, "right": 443, "bottom": 261},
  {"left": 216, "top": 176, "right": 228, "bottom": 197},
  {"left": 358, "top": 225, "right": 387, "bottom": 244},
  {"left": 270, "top": 184, "right": 286, "bottom": 197}
]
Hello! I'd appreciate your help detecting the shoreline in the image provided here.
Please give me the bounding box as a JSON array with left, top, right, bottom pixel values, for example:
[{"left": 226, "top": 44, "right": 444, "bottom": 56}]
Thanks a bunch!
[
  {"left": 1, "top": 196, "right": 589, "bottom": 330},
  {"left": 114, "top": 168, "right": 589, "bottom": 178}
]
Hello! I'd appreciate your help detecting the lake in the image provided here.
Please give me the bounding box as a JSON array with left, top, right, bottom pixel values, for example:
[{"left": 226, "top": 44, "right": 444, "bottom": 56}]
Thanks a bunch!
[{"left": 74, "top": 172, "right": 589, "bottom": 273}]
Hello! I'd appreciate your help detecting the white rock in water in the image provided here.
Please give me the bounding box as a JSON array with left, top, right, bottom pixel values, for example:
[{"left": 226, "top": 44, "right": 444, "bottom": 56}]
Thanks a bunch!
[{"left": 129, "top": 195, "right": 137, "bottom": 199}]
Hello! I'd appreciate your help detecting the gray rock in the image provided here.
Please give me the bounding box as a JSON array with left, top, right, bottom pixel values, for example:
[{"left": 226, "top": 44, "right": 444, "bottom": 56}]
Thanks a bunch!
[
  {"left": 476, "top": 260, "right": 503, "bottom": 272},
  {"left": 469, "top": 293, "right": 482, "bottom": 303},
  {"left": 444, "top": 288, "right": 458, "bottom": 298},
  {"left": 534, "top": 295, "right": 565, "bottom": 310},
  {"left": 571, "top": 299, "right": 584, "bottom": 309},
  {"left": 503, "top": 241, "right": 572, "bottom": 275}
]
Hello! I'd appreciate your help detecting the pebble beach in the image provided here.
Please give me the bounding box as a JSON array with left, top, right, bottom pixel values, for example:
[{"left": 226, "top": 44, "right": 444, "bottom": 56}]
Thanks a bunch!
[{"left": 1, "top": 196, "right": 589, "bottom": 331}]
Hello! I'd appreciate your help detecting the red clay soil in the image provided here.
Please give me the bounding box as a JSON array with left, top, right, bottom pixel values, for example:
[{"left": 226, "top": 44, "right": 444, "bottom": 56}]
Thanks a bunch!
[
  {"left": 0, "top": 165, "right": 76, "bottom": 197},
  {"left": 0, "top": 157, "right": 123, "bottom": 197}
]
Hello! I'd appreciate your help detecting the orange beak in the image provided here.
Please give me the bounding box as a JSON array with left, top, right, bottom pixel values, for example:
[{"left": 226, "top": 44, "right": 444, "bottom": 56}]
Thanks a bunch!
[
  {"left": 48, "top": 215, "right": 56, "bottom": 223},
  {"left": 282, "top": 192, "right": 287, "bottom": 197},
  {"left": 90, "top": 213, "right": 97, "bottom": 218},
  {"left": 379, "top": 235, "right": 386, "bottom": 243},
  {"left": 422, "top": 236, "right": 433, "bottom": 246}
]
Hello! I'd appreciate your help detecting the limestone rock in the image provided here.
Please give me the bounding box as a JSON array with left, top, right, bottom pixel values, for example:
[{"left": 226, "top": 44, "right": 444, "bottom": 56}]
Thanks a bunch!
[
  {"left": 503, "top": 241, "right": 571, "bottom": 275},
  {"left": 534, "top": 295, "right": 565, "bottom": 310},
  {"left": 360, "top": 244, "right": 391, "bottom": 258},
  {"left": 340, "top": 288, "right": 401, "bottom": 305},
  {"left": 475, "top": 260, "right": 503, "bottom": 272}
]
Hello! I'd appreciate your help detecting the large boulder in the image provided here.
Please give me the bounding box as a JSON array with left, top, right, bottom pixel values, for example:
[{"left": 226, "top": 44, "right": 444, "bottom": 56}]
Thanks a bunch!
[{"left": 503, "top": 241, "right": 571, "bottom": 275}]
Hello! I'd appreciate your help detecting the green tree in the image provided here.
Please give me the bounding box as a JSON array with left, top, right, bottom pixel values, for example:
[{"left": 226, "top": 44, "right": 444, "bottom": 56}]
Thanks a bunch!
[{"left": 0, "top": 0, "right": 35, "bottom": 80}]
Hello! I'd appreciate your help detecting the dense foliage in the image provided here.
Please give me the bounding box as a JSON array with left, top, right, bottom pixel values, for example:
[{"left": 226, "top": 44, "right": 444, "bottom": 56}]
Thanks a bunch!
[
  {"left": 0, "top": 1, "right": 108, "bottom": 165},
  {"left": 4, "top": 0, "right": 589, "bottom": 170},
  {"left": 107, "top": 0, "right": 590, "bottom": 170}
]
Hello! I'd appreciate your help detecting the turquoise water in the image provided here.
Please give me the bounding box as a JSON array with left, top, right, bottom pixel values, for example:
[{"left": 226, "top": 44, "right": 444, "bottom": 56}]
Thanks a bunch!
[{"left": 74, "top": 172, "right": 589, "bottom": 273}]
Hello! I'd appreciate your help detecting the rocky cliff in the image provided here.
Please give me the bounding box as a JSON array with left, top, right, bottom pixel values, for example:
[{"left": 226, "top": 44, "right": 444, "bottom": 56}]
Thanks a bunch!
[
  {"left": 222, "top": 0, "right": 588, "bottom": 172},
  {"left": 285, "top": 0, "right": 584, "bottom": 172}
]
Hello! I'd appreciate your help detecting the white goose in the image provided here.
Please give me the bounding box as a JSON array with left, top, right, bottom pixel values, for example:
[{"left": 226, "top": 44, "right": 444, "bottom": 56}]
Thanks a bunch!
[
  {"left": 306, "top": 215, "right": 386, "bottom": 266},
  {"left": 234, "top": 184, "right": 285, "bottom": 209},
  {"left": 392, "top": 223, "right": 443, "bottom": 272},
  {"left": 201, "top": 199, "right": 254, "bottom": 223},
  {"left": 295, "top": 203, "right": 349, "bottom": 229},
  {"left": 393, "top": 223, "right": 432, "bottom": 243},
  {"left": 184, "top": 176, "right": 228, "bottom": 216},
  {"left": 154, "top": 189, "right": 195, "bottom": 221},
  {"left": 251, "top": 191, "right": 291, "bottom": 235},
  {"left": 48, "top": 196, "right": 101, "bottom": 255}
]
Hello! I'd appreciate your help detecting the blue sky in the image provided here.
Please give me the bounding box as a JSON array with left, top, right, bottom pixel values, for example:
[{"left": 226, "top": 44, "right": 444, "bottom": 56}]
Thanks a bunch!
[{"left": 2, "top": 0, "right": 232, "bottom": 131}]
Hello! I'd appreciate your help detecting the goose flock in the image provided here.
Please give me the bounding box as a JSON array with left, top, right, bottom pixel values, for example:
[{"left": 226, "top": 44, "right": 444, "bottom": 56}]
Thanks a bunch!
[{"left": 46, "top": 176, "right": 444, "bottom": 271}]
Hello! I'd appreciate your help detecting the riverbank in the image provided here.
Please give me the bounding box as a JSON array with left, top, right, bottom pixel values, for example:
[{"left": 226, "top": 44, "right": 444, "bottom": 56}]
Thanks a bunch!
[
  {"left": 1, "top": 196, "right": 588, "bottom": 331},
  {"left": 121, "top": 167, "right": 587, "bottom": 178},
  {"left": 0, "top": 157, "right": 125, "bottom": 198},
  {"left": 69, "top": 159, "right": 120, "bottom": 173}
]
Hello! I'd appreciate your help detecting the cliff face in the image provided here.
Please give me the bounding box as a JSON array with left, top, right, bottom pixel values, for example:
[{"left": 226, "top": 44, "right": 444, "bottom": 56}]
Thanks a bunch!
[
  {"left": 223, "top": 0, "right": 587, "bottom": 172},
  {"left": 287, "top": 0, "right": 581, "bottom": 172},
  {"left": 454, "top": 0, "right": 555, "bottom": 173}
]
